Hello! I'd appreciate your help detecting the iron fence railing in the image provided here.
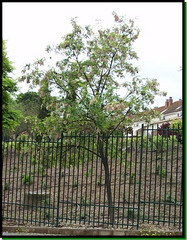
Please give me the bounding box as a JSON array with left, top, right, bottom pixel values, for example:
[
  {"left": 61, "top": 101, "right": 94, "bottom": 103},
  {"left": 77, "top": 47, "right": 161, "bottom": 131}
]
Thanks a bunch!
[{"left": 2, "top": 125, "right": 183, "bottom": 230}]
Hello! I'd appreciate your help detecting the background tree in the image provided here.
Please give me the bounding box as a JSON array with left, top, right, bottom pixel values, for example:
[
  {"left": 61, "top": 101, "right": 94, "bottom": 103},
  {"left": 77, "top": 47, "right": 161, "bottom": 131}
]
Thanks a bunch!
[
  {"left": 18, "top": 12, "right": 167, "bottom": 223},
  {"left": 2, "top": 40, "right": 22, "bottom": 136}
]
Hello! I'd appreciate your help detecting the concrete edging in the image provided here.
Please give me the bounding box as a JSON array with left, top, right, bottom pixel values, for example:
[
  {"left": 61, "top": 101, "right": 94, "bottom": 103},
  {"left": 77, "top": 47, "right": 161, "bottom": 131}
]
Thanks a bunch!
[{"left": 2, "top": 226, "right": 183, "bottom": 236}]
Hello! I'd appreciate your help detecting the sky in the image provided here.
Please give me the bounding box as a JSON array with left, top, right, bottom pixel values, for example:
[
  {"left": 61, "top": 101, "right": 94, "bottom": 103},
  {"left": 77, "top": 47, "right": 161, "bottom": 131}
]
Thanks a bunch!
[{"left": 2, "top": 2, "right": 183, "bottom": 108}]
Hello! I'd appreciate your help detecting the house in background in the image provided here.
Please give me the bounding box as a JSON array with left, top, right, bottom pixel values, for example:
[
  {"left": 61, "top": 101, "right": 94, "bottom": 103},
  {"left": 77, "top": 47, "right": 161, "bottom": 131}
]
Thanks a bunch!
[{"left": 132, "top": 97, "right": 182, "bottom": 135}]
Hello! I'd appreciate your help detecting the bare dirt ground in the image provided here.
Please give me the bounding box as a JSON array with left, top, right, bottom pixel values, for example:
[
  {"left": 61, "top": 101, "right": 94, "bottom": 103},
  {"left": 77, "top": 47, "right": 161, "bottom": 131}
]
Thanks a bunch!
[{"left": 2, "top": 144, "right": 183, "bottom": 232}]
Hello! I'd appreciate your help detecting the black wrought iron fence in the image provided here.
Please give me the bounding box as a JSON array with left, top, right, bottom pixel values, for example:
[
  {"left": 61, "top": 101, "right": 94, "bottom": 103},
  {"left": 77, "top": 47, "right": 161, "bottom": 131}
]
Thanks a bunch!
[{"left": 2, "top": 125, "right": 183, "bottom": 230}]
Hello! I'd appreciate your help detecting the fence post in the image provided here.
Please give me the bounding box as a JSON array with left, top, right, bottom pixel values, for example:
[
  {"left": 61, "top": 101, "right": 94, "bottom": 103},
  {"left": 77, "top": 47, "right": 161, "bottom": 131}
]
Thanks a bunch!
[
  {"left": 137, "top": 124, "right": 144, "bottom": 229},
  {"left": 56, "top": 132, "right": 63, "bottom": 227}
]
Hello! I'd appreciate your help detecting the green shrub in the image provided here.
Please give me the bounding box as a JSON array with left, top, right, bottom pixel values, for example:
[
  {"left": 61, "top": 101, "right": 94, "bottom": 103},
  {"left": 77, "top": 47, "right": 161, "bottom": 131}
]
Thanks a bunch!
[
  {"left": 161, "top": 169, "right": 166, "bottom": 178},
  {"left": 21, "top": 173, "right": 33, "bottom": 185}
]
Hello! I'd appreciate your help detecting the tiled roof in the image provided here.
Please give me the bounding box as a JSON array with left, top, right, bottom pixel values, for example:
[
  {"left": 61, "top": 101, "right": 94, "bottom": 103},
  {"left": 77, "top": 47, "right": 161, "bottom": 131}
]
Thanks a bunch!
[{"left": 154, "top": 100, "right": 182, "bottom": 115}]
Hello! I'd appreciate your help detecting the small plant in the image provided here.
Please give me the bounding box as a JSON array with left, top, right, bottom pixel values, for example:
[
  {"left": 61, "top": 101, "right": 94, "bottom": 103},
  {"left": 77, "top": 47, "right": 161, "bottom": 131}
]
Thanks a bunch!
[
  {"left": 165, "top": 194, "right": 175, "bottom": 203},
  {"left": 20, "top": 154, "right": 24, "bottom": 162},
  {"left": 161, "top": 169, "right": 166, "bottom": 178},
  {"left": 42, "top": 198, "right": 49, "bottom": 206},
  {"left": 10, "top": 164, "right": 18, "bottom": 173},
  {"left": 81, "top": 195, "right": 87, "bottom": 204},
  {"left": 97, "top": 179, "right": 102, "bottom": 186},
  {"left": 42, "top": 171, "right": 47, "bottom": 177},
  {"left": 123, "top": 172, "right": 128, "bottom": 177},
  {"left": 42, "top": 181, "right": 47, "bottom": 189},
  {"left": 16, "top": 226, "right": 29, "bottom": 234},
  {"left": 72, "top": 180, "right": 78, "bottom": 188},
  {"left": 38, "top": 165, "right": 44, "bottom": 174},
  {"left": 14, "top": 164, "right": 17, "bottom": 169},
  {"left": 84, "top": 168, "right": 92, "bottom": 176},
  {"left": 21, "top": 173, "right": 33, "bottom": 185},
  {"left": 156, "top": 164, "right": 160, "bottom": 175},
  {"left": 4, "top": 182, "right": 9, "bottom": 190},
  {"left": 31, "top": 158, "right": 37, "bottom": 165}
]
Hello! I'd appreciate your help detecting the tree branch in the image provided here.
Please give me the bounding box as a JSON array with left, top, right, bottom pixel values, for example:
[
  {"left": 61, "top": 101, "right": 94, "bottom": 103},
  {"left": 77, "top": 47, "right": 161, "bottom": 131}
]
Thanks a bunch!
[
  {"left": 96, "top": 69, "right": 103, "bottom": 95},
  {"left": 108, "top": 108, "right": 132, "bottom": 137},
  {"left": 100, "top": 52, "right": 115, "bottom": 97},
  {"left": 75, "top": 54, "right": 96, "bottom": 97}
]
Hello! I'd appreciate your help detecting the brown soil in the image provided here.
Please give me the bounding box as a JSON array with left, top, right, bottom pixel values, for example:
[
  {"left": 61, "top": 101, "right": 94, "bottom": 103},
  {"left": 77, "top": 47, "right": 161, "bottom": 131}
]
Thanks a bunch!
[{"left": 2, "top": 145, "right": 183, "bottom": 231}]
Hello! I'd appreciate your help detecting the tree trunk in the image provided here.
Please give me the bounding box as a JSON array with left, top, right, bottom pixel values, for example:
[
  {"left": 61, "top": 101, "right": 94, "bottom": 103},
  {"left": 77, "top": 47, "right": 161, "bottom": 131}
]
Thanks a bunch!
[{"left": 99, "top": 138, "right": 114, "bottom": 224}]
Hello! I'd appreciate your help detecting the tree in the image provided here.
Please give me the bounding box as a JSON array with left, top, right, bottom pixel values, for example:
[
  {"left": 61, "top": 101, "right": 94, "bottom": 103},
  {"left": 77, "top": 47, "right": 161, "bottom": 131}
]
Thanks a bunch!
[
  {"left": 18, "top": 12, "right": 166, "bottom": 223},
  {"left": 2, "top": 40, "right": 22, "bottom": 134},
  {"left": 12, "top": 91, "right": 50, "bottom": 137},
  {"left": 16, "top": 91, "right": 50, "bottom": 120}
]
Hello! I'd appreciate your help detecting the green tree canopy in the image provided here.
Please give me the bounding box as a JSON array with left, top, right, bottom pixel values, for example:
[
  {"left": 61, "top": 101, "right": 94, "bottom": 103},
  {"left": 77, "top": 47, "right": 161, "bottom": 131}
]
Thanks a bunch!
[
  {"left": 16, "top": 91, "right": 50, "bottom": 120},
  {"left": 11, "top": 91, "right": 50, "bottom": 137},
  {"left": 18, "top": 12, "right": 166, "bottom": 137},
  {"left": 2, "top": 40, "right": 22, "bottom": 133}
]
